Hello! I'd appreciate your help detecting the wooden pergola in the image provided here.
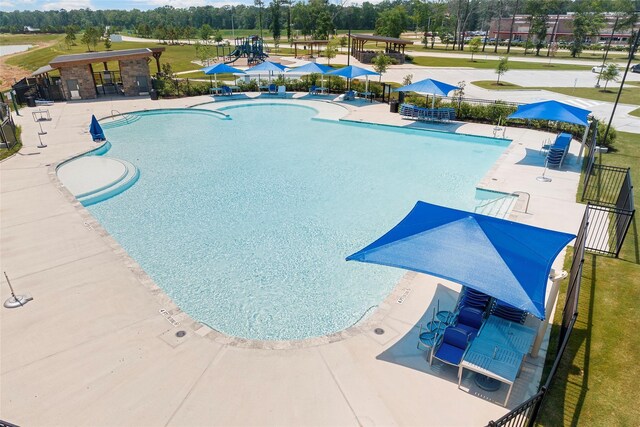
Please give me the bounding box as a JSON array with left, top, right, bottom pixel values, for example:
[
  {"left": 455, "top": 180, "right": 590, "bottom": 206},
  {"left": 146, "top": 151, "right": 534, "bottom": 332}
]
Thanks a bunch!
[
  {"left": 349, "top": 34, "right": 413, "bottom": 64},
  {"left": 291, "top": 40, "right": 329, "bottom": 58}
]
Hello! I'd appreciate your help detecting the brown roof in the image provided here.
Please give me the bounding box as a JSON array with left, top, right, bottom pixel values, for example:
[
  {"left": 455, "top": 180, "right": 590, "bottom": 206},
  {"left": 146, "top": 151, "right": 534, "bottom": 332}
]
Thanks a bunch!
[
  {"left": 349, "top": 34, "right": 413, "bottom": 45},
  {"left": 49, "top": 48, "right": 162, "bottom": 67}
]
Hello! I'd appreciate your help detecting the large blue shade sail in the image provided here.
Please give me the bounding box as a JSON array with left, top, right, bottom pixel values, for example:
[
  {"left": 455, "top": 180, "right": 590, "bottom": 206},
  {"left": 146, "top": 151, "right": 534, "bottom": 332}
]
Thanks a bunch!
[
  {"left": 89, "top": 115, "right": 105, "bottom": 141},
  {"left": 326, "top": 65, "right": 380, "bottom": 79},
  {"left": 508, "top": 100, "right": 590, "bottom": 127},
  {"left": 286, "top": 62, "right": 333, "bottom": 75},
  {"left": 245, "top": 61, "right": 288, "bottom": 73},
  {"left": 394, "top": 78, "right": 459, "bottom": 96},
  {"left": 200, "top": 63, "right": 246, "bottom": 75},
  {"left": 346, "top": 202, "right": 575, "bottom": 319}
]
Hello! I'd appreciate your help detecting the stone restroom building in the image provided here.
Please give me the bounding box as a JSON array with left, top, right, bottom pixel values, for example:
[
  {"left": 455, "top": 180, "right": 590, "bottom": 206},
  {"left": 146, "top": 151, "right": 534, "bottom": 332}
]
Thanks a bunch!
[{"left": 47, "top": 48, "right": 165, "bottom": 100}]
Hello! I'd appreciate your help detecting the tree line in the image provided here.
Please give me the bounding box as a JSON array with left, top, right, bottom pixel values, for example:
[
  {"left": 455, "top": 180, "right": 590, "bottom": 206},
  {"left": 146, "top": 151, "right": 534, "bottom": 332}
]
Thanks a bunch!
[{"left": 2, "top": 0, "right": 638, "bottom": 58}]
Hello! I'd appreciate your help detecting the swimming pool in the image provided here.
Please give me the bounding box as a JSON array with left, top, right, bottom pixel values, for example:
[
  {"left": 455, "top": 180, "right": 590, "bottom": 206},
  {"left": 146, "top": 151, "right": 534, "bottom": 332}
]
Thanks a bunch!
[{"left": 86, "top": 103, "right": 510, "bottom": 340}]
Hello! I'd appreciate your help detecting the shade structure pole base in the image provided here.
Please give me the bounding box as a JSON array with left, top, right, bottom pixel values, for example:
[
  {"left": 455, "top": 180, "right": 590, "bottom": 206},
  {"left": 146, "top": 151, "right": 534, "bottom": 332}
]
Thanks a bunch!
[{"left": 531, "top": 270, "right": 568, "bottom": 358}]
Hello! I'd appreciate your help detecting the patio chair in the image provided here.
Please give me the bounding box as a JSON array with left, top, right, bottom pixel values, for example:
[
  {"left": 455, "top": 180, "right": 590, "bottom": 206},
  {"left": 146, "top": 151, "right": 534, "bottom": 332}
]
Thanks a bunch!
[
  {"left": 490, "top": 300, "right": 528, "bottom": 324},
  {"left": 344, "top": 90, "right": 356, "bottom": 101},
  {"left": 268, "top": 83, "right": 277, "bottom": 94},
  {"left": 457, "top": 287, "right": 492, "bottom": 312},
  {"left": 545, "top": 133, "right": 572, "bottom": 168},
  {"left": 417, "top": 323, "right": 439, "bottom": 360},
  {"left": 277, "top": 85, "right": 286, "bottom": 98},
  {"left": 221, "top": 85, "right": 232, "bottom": 96},
  {"left": 309, "top": 85, "right": 318, "bottom": 95},
  {"left": 430, "top": 326, "right": 470, "bottom": 367},
  {"left": 452, "top": 307, "right": 484, "bottom": 341}
]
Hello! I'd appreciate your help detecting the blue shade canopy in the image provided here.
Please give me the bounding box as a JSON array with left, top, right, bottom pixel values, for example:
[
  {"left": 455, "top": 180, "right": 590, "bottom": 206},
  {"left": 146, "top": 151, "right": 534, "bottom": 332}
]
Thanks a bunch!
[
  {"left": 285, "top": 62, "right": 333, "bottom": 75},
  {"left": 89, "top": 115, "right": 105, "bottom": 141},
  {"left": 326, "top": 65, "right": 380, "bottom": 79},
  {"left": 508, "top": 100, "right": 590, "bottom": 126},
  {"left": 245, "top": 61, "right": 288, "bottom": 73},
  {"left": 346, "top": 201, "right": 576, "bottom": 319},
  {"left": 394, "top": 78, "right": 459, "bottom": 96},
  {"left": 200, "top": 63, "right": 246, "bottom": 75}
]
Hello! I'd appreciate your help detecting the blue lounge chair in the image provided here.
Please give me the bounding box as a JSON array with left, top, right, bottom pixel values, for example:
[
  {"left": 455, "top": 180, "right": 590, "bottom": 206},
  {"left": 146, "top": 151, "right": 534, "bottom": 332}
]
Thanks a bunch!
[
  {"left": 309, "top": 85, "right": 318, "bottom": 95},
  {"left": 545, "top": 132, "right": 572, "bottom": 168},
  {"left": 268, "top": 83, "right": 277, "bottom": 94},
  {"left": 221, "top": 85, "right": 232, "bottom": 96},
  {"left": 457, "top": 287, "right": 491, "bottom": 311},
  {"left": 490, "top": 300, "right": 527, "bottom": 324},
  {"left": 453, "top": 307, "right": 484, "bottom": 341},
  {"left": 344, "top": 90, "right": 356, "bottom": 101},
  {"left": 430, "top": 326, "right": 470, "bottom": 366}
]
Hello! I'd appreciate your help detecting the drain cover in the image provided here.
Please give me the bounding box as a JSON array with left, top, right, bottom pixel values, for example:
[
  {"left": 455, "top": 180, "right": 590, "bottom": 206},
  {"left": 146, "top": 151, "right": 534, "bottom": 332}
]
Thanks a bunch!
[
  {"left": 374, "top": 328, "right": 385, "bottom": 335},
  {"left": 175, "top": 330, "right": 186, "bottom": 338}
]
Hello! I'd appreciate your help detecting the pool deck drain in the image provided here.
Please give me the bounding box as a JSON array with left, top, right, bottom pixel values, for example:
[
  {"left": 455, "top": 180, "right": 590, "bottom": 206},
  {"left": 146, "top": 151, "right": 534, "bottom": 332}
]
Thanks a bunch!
[{"left": 2, "top": 94, "right": 584, "bottom": 426}]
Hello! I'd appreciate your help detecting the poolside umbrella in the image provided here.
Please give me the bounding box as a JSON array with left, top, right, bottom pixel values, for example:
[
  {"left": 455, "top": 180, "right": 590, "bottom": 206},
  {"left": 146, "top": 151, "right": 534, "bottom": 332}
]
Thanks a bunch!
[
  {"left": 508, "top": 100, "right": 591, "bottom": 160},
  {"left": 285, "top": 62, "right": 333, "bottom": 89},
  {"left": 89, "top": 115, "right": 105, "bottom": 142},
  {"left": 326, "top": 65, "right": 379, "bottom": 92},
  {"left": 394, "top": 78, "right": 459, "bottom": 109},
  {"left": 346, "top": 201, "right": 575, "bottom": 319},
  {"left": 201, "top": 63, "right": 246, "bottom": 88},
  {"left": 507, "top": 100, "right": 590, "bottom": 126},
  {"left": 245, "top": 61, "right": 288, "bottom": 84}
]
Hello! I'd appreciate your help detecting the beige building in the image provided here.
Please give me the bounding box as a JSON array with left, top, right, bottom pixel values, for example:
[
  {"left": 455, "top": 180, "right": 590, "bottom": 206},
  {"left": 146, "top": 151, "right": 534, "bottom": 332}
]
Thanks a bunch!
[{"left": 489, "top": 13, "right": 639, "bottom": 45}]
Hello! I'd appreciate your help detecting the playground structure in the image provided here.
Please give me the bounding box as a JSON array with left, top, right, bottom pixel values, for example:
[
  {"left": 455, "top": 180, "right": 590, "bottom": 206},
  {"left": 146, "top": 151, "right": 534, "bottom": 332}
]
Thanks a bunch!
[{"left": 225, "top": 36, "right": 268, "bottom": 66}]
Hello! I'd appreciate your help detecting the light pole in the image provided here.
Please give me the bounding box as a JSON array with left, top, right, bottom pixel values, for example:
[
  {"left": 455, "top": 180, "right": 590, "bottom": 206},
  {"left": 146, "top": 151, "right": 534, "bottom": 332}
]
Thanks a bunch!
[{"left": 601, "top": 28, "right": 639, "bottom": 147}]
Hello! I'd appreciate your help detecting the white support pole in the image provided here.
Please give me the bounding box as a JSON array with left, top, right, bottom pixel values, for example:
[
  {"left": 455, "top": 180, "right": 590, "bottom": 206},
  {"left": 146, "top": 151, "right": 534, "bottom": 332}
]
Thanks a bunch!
[
  {"left": 530, "top": 269, "right": 568, "bottom": 358},
  {"left": 576, "top": 121, "right": 590, "bottom": 164}
]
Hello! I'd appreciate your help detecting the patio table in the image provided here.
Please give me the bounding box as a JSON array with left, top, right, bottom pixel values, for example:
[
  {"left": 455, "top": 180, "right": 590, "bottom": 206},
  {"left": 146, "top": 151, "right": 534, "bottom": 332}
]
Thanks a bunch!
[{"left": 457, "top": 315, "right": 536, "bottom": 406}]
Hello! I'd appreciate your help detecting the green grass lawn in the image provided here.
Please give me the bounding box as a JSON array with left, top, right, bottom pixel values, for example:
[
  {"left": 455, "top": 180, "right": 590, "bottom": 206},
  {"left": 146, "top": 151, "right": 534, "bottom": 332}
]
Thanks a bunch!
[
  {"left": 6, "top": 39, "right": 209, "bottom": 74},
  {"left": 537, "top": 131, "right": 640, "bottom": 426},
  {"left": 532, "top": 86, "right": 640, "bottom": 106},
  {"left": 0, "top": 141, "right": 22, "bottom": 161},
  {"left": 471, "top": 80, "right": 525, "bottom": 90},
  {"left": 630, "top": 107, "right": 640, "bottom": 117},
  {"left": 0, "top": 33, "right": 63, "bottom": 45},
  {"left": 410, "top": 56, "right": 591, "bottom": 71},
  {"left": 413, "top": 44, "right": 629, "bottom": 62}
]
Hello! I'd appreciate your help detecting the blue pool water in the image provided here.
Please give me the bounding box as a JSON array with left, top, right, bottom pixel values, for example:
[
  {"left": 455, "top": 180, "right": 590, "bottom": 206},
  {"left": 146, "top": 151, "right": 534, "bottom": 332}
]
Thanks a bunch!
[{"left": 88, "top": 104, "right": 510, "bottom": 340}]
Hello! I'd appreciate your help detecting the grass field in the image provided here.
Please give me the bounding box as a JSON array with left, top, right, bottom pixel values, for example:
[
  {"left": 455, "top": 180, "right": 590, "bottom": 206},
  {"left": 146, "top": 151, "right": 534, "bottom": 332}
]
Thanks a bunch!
[
  {"left": 532, "top": 86, "right": 640, "bottom": 106},
  {"left": 537, "top": 131, "right": 640, "bottom": 426},
  {"left": 410, "top": 56, "right": 591, "bottom": 71},
  {"left": 6, "top": 39, "right": 205, "bottom": 74},
  {"left": 471, "top": 81, "right": 525, "bottom": 90},
  {"left": 471, "top": 80, "right": 640, "bottom": 105},
  {"left": 414, "top": 44, "right": 630, "bottom": 62},
  {"left": 630, "top": 107, "right": 640, "bottom": 117}
]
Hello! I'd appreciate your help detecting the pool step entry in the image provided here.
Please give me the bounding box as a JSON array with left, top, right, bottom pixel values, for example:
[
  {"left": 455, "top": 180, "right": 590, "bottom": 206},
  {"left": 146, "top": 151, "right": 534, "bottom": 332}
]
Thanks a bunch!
[
  {"left": 78, "top": 159, "right": 139, "bottom": 206},
  {"left": 57, "top": 156, "right": 140, "bottom": 206},
  {"left": 474, "top": 191, "right": 518, "bottom": 219},
  {"left": 102, "top": 114, "right": 141, "bottom": 130}
]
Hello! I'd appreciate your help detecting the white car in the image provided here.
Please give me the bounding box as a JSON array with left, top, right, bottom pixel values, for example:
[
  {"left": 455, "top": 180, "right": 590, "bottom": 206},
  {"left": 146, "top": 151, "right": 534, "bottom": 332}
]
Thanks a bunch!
[{"left": 592, "top": 64, "right": 618, "bottom": 73}]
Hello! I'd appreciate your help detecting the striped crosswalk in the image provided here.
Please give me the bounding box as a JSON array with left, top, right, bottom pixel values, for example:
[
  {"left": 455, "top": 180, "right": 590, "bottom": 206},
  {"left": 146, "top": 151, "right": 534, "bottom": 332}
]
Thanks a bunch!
[{"left": 562, "top": 98, "right": 604, "bottom": 109}]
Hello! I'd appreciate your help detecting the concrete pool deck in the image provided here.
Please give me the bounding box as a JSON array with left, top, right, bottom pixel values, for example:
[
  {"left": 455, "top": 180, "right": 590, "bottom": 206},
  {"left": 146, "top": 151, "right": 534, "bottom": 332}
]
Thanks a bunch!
[{"left": 1, "top": 94, "right": 584, "bottom": 426}]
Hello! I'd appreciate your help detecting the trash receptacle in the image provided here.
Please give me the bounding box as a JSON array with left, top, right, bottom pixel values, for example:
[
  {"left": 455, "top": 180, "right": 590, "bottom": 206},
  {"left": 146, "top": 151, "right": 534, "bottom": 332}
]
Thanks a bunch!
[
  {"left": 150, "top": 89, "right": 158, "bottom": 100},
  {"left": 26, "top": 96, "right": 36, "bottom": 108},
  {"left": 390, "top": 100, "right": 399, "bottom": 113}
]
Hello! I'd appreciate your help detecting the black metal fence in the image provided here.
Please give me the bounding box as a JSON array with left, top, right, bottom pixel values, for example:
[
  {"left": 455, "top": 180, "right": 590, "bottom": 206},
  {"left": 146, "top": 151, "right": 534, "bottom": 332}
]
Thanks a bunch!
[
  {"left": 0, "top": 103, "right": 19, "bottom": 149},
  {"left": 487, "top": 208, "right": 587, "bottom": 427},
  {"left": 580, "top": 131, "right": 635, "bottom": 257}
]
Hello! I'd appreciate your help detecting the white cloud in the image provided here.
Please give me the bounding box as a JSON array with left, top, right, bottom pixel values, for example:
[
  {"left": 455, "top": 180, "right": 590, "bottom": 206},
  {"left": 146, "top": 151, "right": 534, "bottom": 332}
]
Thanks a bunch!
[
  {"left": 129, "top": 0, "right": 208, "bottom": 7},
  {"left": 42, "top": 0, "right": 95, "bottom": 10},
  {"left": 0, "top": 1, "right": 16, "bottom": 11}
]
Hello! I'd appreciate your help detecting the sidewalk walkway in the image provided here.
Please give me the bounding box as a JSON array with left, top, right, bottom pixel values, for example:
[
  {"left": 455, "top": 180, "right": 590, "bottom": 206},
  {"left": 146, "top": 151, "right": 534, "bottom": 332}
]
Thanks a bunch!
[{"left": 2, "top": 95, "right": 584, "bottom": 426}]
